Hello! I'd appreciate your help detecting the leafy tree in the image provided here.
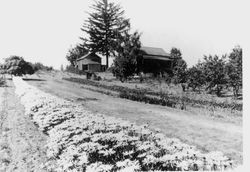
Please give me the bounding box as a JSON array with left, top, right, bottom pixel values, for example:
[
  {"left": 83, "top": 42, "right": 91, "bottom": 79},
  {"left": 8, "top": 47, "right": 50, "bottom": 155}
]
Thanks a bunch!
[
  {"left": 187, "top": 62, "right": 205, "bottom": 91},
  {"left": 112, "top": 31, "right": 141, "bottom": 82},
  {"left": 170, "top": 47, "right": 187, "bottom": 90},
  {"left": 172, "top": 59, "right": 188, "bottom": 92},
  {"left": 81, "top": 0, "right": 130, "bottom": 68},
  {"left": 170, "top": 47, "right": 182, "bottom": 59},
  {"left": 226, "top": 45, "right": 242, "bottom": 98},
  {"left": 3, "top": 56, "right": 35, "bottom": 76},
  {"left": 60, "top": 64, "right": 64, "bottom": 71},
  {"left": 66, "top": 44, "right": 88, "bottom": 66},
  {"left": 170, "top": 47, "right": 182, "bottom": 68},
  {"left": 32, "top": 62, "right": 53, "bottom": 71},
  {"left": 202, "top": 54, "right": 227, "bottom": 96}
]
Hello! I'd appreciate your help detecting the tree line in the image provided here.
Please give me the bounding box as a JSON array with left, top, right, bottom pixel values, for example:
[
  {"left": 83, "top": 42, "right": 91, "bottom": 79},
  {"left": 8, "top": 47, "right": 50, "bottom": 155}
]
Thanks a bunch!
[
  {"left": 172, "top": 46, "right": 242, "bottom": 98},
  {"left": 0, "top": 56, "right": 53, "bottom": 76}
]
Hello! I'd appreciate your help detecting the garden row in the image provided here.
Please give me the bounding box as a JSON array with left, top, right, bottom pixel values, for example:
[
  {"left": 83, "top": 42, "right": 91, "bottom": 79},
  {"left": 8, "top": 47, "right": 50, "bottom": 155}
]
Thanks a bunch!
[
  {"left": 13, "top": 77, "right": 235, "bottom": 171},
  {"left": 63, "top": 77, "right": 242, "bottom": 111}
]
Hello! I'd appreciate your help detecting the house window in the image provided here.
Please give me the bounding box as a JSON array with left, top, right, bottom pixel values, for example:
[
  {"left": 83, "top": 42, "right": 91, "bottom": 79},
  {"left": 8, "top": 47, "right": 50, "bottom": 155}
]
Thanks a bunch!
[{"left": 82, "top": 64, "right": 88, "bottom": 71}]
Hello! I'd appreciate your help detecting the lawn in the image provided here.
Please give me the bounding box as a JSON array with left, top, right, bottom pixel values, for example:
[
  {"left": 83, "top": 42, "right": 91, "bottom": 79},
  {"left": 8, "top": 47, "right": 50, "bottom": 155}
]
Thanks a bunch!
[{"left": 60, "top": 71, "right": 242, "bottom": 124}]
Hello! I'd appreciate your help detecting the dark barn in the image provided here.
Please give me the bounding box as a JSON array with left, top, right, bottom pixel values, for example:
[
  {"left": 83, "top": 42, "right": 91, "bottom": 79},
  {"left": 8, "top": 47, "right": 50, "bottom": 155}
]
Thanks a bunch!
[{"left": 138, "top": 46, "right": 174, "bottom": 76}]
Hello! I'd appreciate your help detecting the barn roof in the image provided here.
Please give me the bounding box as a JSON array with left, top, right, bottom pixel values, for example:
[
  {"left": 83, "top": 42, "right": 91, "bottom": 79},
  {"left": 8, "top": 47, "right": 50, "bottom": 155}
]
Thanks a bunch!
[
  {"left": 77, "top": 52, "right": 101, "bottom": 61},
  {"left": 80, "top": 59, "right": 100, "bottom": 65},
  {"left": 140, "top": 46, "right": 170, "bottom": 57}
]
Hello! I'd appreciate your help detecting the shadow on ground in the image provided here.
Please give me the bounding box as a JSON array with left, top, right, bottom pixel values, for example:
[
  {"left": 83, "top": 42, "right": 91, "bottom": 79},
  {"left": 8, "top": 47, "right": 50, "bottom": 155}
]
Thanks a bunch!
[{"left": 22, "top": 78, "right": 46, "bottom": 81}]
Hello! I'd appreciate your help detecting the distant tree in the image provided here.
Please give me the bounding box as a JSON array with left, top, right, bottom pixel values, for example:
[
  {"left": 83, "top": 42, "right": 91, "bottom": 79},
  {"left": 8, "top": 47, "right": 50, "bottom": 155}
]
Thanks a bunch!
[
  {"left": 170, "top": 47, "right": 182, "bottom": 59},
  {"left": 66, "top": 44, "right": 88, "bottom": 66},
  {"left": 172, "top": 59, "right": 188, "bottom": 91},
  {"left": 112, "top": 31, "right": 141, "bottom": 82},
  {"left": 170, "top": 47, "right": 182, "bottom": 68},
  {"left": 187, "top": 62, "right": 205, "bottom": 91},
  {"left": 32, "top": 62, "right": 53, "bottom": 71},
  {"left": 81, "top": 0, "right": 130, "bottom": 68},
  {"left": 169, "top": 47, "right": 188, "bottom": 90},
  {"left": 60, "top": 64, "right": 64, "bottom": 71},
  {"left": 3, "top": 56, "right": 34, "bottom": 76},
  {"left": 202, "top": 54, "right": 227, "bottom": 96},
  {"left": 226, "top": 45, "right": 242, "bottom": 98}
]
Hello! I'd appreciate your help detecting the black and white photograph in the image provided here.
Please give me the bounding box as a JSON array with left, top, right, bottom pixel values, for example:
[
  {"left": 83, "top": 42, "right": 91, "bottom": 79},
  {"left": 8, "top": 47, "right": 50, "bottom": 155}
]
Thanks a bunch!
[{"left": 0, "top": 0, "right": 246, "bottom": 171}]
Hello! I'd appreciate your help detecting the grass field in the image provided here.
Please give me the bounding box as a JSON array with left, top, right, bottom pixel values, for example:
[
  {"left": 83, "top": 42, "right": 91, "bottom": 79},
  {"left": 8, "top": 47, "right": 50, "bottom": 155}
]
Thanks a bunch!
[{"left": 24, "top": 70, "right": 243, "bottom": 165}]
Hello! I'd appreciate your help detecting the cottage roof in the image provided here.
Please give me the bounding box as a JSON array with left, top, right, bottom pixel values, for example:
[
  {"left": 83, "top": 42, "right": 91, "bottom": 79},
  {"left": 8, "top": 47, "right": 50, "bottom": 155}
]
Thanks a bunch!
[
  {"left": 77, "top": 52, "right": 101, "bottom": 61},
  {"left": 140, "top": 46, "right": 170, "bottom": 57},
  {"left": 80, "top": 59, "right": 100, "bottom": 65}
]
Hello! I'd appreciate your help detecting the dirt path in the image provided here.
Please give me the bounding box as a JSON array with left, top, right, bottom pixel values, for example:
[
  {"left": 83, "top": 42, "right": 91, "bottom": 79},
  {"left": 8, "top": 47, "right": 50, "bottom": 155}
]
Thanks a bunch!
[
  {"left": 0, "top": 81, "right": 48, "bottom": 172},
  {"left": 27, "top": 75, "right": 243, "bottom": 165}
]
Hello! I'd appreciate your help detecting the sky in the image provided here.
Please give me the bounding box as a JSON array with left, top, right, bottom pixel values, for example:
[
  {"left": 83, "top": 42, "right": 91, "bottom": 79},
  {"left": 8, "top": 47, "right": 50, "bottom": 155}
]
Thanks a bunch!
[{"left": 0, "top": 0, "right": 247, "bottom": 69}]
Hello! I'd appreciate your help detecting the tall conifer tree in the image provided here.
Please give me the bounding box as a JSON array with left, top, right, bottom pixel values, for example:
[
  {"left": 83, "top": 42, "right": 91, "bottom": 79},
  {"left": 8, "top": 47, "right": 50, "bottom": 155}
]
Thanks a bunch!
[{"left": 81, "top": 0, "right": 130, "bottom": 68}]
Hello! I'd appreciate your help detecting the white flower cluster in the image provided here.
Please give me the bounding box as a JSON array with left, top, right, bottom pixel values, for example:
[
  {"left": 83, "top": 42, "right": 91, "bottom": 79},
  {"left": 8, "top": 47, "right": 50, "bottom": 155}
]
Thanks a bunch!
[{"left": 13, "top": 77, "right": 234, "bottom": 171}]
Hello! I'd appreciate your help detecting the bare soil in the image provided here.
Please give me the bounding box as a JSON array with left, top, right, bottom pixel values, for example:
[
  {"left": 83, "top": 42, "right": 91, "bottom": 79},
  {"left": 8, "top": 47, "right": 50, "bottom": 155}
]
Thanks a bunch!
[
  {"left": 26, "top": 71, "right": 243, "bottom": 165},
  {"left": 0, "top": 81, "right": 48, "bottom": 172}
]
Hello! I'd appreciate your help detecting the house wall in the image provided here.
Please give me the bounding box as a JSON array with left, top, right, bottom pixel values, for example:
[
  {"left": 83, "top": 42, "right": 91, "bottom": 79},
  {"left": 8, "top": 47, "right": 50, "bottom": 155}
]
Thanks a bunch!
[
  {"left": 76, "top": 53, "right": 102, "bottom": 71},
  {"left": 76, "top": 60, "right": 84, "bottom": 70},
  {"left": 88, "top": 64, "right": 101, "bottom": 72},
  {"left": 142, "top": 58, "right": 173, "bottom": 74}
]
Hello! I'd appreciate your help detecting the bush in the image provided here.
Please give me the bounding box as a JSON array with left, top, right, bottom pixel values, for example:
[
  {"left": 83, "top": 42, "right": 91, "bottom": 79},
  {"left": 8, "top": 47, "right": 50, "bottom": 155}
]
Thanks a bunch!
[
  {"left": 2, "top": 56, "right": 35, "bottom": 76},
  {"left": 187, "top": 64, "right": 205, "bottom": 91},
  {"left": 0, "top": 78, "right": 6, "bottom": 87},
  {"left": 65, "top": 65, "right": 85, "bottom": 75},
  {"left": 32, "top": 62, "right": 53, "bottom": 71}
]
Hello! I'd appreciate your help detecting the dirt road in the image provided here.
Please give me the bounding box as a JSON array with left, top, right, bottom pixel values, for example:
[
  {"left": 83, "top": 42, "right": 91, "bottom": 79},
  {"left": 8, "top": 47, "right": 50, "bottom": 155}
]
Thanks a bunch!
[
  {"left": 27, "top": 72, "right": 243, "bottom": 165},
  {"left": 0, "top": 81, "right": 48, "bottom": 172}
]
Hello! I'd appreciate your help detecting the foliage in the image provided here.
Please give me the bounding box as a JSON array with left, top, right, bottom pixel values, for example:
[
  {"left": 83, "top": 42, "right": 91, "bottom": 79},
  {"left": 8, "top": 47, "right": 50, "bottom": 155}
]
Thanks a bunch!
[
  {"left": 32, "top": 62, "right": 53, "bottom": 71},
  {"left": 170, "top": 47, "right": 182, "bottom": 68},
  {"left": 169, "top": 47, "right": 188, "bottom": 85},
  {"left": 173, "top": 59, "right": 188, "bottom": 84},
  {"left": 60, "top": 64, "right": 64, "bottom": 71},
  {"left": 185, "top": 45, "right": 242, "bottom": 98},
  {"left": 119, "top": 90, "right": 177, "bottom": 108},
  {"left": 187, "top": 63, "right": 205, "bottom": 91},
  {"left": 112, "top": 31, "right": 141, "bottom": 82},
  {"left": 226, "top": 46, "right": 242, "bottom": 98},
  {"left": 63, "top": 77, "right": 242, "bottom": 111},
  {"left": 14, "top": 77, "right": 234, "bottom": 171},
  {"left": 170, "top": 47, "right": 182, "bottom": 59},
  {"left": 0, "top": 75, "right": 5, "bottom": 87},
  {"left": 202, "top": 55, "right": 227, "bottom": 97},
  {"left": 65, "top": 65, "right": 85, "bottom": 75},
  {"left": 81, "top": 0, "right": 130, "bottom": 68},
  {"left": 2, "top": 56, "right": 35, "bottom": 76},
  {"left": 66, "top": 44, "right": 88, "bottom": 66}
]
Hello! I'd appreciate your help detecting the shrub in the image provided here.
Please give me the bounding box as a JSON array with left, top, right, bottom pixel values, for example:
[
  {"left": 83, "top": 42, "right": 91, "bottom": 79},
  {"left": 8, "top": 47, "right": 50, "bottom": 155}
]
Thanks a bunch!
[
  {"left": 32, "top": 62, "right": 53, "bottom": 71},
  {"left": 65, "top": 65, "right": 85, "bottom": 75},
  {"left": 2, "top": 56, "right": 35, "bottom": 76},
  {"left": 0, "top": 78, "right": 6, "bottom": 87}
]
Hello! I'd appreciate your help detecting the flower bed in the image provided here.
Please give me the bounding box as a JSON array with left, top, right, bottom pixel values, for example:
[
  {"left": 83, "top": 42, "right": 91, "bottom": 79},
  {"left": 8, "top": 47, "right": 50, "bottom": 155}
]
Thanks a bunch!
[{"left": 13, "top": 77, "right": 235, "bottom": 171}]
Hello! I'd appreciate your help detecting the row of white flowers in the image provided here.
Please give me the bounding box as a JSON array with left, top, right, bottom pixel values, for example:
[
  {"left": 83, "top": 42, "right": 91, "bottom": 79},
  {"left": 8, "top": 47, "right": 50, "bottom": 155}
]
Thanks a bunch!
[{"left": 13, "top": 77, "right": 235, "bottom": 171}]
